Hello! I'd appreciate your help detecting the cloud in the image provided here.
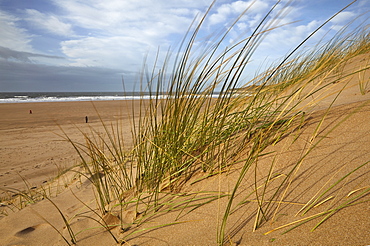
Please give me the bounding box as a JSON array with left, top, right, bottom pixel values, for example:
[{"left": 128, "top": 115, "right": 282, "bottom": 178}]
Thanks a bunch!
[
  {"left": 250, "top": 19, "right": 325, "bottom": 66},
  {"left": 0, "top": 59, "right": 127, "bottom": 92},
  {"left": 330, "top": 11, "right": 356, "bottom": 24},
  {"left": 60, "top": 36, "right": 152, "bottom": 70},
  {"left": 330, "top": 11, "right": 357, "bottom": 31},
  {"left": 0, "top": 10, "right": 33, "bottom": 52},
  {"left": 1, "top": 0, "right": 368, "bottom": 92},
  {"left": 209, "top": 0, "right": 269, "bottom": 26},
  {"left": 6, "top": 0, "right": 210, "bottom": 62},
  {"left": 51, "top": 0, "right": 213, "bottom": 71},
  {"left": 329, "top": 11, "right": 357, "bottom": 31},
  {"left": 53, "top": 0, "right": 207, "bottom": 37},
  {"left": 24, "top": 9, "right": 75, "bottom": 37},
  {"left": 0, "top": 46, "right": 64, "bottom": 63}
]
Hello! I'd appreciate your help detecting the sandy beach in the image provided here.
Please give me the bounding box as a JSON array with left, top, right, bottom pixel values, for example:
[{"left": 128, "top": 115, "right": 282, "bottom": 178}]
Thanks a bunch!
[
  {"left": 0, "top": 92, "right": 369, "bottom": 245},
  {"left": 0, "top": 100, "right": 137, "bottom": 196}
]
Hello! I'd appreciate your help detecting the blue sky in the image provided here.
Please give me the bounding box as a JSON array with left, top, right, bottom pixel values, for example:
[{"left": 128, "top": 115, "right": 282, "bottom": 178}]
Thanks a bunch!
[{"left": 0, "top": 0, "right": 368, "bottom": 92}]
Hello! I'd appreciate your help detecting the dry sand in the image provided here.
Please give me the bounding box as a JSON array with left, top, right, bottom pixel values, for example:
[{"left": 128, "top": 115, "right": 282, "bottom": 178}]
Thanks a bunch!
[
  {"left": 0, "top": 55, "right": 369, "bottom": 245},
  {"left": 0, "top": 100, "right": 137, "bottom": 196}
]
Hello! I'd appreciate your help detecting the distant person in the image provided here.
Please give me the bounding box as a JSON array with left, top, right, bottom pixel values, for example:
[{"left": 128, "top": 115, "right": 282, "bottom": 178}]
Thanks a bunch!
[
  {"left": 85, "top": 116, "right": 88, "bottom": 123},
  {"left": 29, "top": 110, "right": 32, "bottom": 114}
]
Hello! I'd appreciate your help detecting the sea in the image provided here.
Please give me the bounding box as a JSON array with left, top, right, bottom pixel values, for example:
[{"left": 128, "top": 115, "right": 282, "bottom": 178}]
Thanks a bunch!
[
  {"left": 0, "top": 92, "right": 222, "bottom": 103},
  {"left": 0, "top": 92, "right": 162, "bottom": 103}
]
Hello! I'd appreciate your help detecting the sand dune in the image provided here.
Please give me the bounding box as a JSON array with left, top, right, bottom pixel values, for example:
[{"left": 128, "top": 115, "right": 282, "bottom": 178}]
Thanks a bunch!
[{"left": 0, "top": 54, "right": 369, "bottom": 245}]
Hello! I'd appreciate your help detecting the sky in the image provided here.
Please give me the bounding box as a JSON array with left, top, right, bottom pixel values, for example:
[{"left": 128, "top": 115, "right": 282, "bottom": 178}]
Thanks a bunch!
[{"left": 0, "top": 0, "right": 369, "bottom": 92}]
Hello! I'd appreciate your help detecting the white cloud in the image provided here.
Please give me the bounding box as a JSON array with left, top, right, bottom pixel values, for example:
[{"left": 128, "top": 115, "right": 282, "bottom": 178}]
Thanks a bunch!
[
  {"left": 330, "top": 11, "right": 356, "bottom": 24},
  {"left": 329, "top": 11, "right": 357, "bottom": 31},
  {"left": 209, "top": 0, "right": 269, "bottom": 26},
  {"left": 237, "top": 22, "right": 247, "bottom": 31},
  {"left": 255, "top": 19, "right": 324, "bottom": 62},
  {"left": 0, "top": 10, "right": 33, "bottom": 52},
  {"left": 54, "top": 0, "right": 324, "bottom": 75},
  {"left": 51, "top": 0, "right": 213, "bottom": 71},
  {"left": 24, "top": 9, "right": 75, "bottom": 37},
  {"left": 209, "top": 4, "right": 232, "bottom": 25},
  {"left": 53, "top": 0, "right": 207, "bottom": 36},
  {"left": 221, "top": 2, "right": 302, "bottom": 47},
  {"left": 61, "top": 36, "right": 155, "bottom": 70}
]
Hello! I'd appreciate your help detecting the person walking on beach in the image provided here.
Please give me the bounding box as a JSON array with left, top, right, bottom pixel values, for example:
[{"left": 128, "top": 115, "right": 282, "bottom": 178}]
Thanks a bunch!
[
  {"left": 85, "top": 116, "right": 88, "bottom": 123},
  {"left": 29, "top": 110, "right": 32, "bottom": 114}
]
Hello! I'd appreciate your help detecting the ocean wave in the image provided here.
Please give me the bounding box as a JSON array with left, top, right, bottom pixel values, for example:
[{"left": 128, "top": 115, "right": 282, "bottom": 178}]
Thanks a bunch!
[{"left": 0, "top": 92, "right": 224, "bottom": 103}]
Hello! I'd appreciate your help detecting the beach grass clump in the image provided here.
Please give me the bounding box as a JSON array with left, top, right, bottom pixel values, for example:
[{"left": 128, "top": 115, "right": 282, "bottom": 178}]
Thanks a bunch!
[
  {"left": 131, "top": 1, "right": 297, "bottom": 193},
  {"left": 128, "top": 2, "right": 369, "bottom": 244},
  {"left": 119, "top": 2, "right": 369, "bottom": 244},
  {"left": 63, "top": 1, "right": 369, "bottom": 244}
]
